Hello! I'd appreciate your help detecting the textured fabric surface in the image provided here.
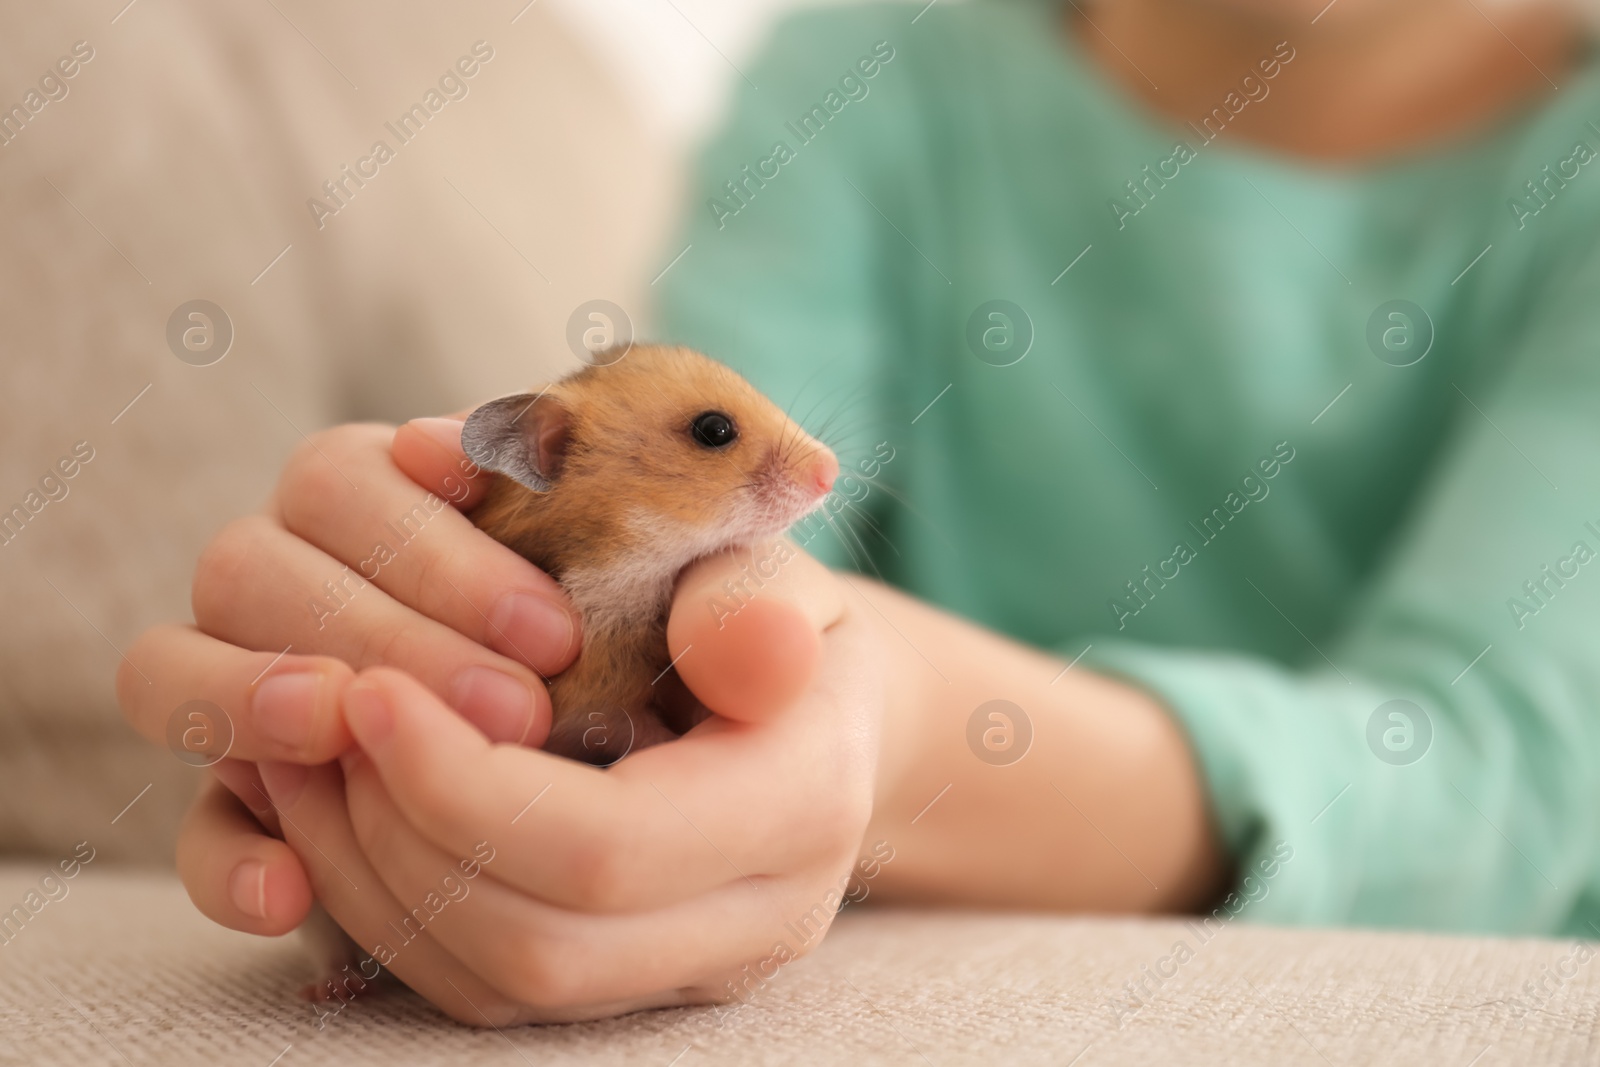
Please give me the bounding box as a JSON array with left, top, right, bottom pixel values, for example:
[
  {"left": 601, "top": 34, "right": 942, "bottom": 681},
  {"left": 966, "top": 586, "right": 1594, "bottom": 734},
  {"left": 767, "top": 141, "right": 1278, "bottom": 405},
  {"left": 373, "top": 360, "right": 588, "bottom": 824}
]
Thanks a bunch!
[
  {"left": 0, "top": 0, "right": 670, "bottom": 865},
  {"left": 1, "top": 865, "right": 1597, "bottom": 1066}
]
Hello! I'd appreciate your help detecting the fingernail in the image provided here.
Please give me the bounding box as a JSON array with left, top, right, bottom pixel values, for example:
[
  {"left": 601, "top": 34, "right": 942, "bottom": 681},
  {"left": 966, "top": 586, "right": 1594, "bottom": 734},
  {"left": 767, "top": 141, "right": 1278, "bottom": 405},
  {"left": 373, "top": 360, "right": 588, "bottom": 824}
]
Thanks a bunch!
[
  {"left": 409, "top": 417, "right": 466, "bottom": 453},
  {"left": 229, "top": 860, "right": 269, "bottom": 919},
  {"left": 252, "top": 671, "right": 321, "bottom": 751},
  {"left": 258, "top": 761, "right": 309, "bottom": 809},
  {"left": 451, "top": 665, "right": 536, "bottom": 744},
  {"left": 490, "top": 591, "right": 575, "bottom": 668},
  {"left": 344, "top": 681, "right": 394, "bottom": 754}
]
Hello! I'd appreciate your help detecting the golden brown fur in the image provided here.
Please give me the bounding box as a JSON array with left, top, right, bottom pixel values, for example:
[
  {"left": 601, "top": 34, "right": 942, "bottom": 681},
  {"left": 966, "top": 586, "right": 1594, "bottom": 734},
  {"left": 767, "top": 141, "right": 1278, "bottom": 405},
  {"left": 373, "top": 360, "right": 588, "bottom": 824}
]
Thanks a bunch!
[{"left": 467, "top": 345, "right": 835, "bottom": 762}]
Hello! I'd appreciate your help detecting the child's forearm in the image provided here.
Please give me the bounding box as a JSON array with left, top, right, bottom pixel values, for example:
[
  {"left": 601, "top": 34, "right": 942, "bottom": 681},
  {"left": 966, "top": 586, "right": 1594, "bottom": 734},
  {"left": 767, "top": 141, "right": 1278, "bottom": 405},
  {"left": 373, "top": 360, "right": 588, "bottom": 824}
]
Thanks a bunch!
[{"left": 853, "top": 577, "right": 1226, "bottom": 913}]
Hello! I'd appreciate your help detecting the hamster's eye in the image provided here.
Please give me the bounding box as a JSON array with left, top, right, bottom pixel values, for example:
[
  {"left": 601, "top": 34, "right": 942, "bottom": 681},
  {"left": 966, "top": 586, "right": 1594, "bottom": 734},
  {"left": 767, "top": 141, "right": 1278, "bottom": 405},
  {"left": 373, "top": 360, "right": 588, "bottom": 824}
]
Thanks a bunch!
[{"left": 690, "top": 411, "right": 738, "bottom": 449}]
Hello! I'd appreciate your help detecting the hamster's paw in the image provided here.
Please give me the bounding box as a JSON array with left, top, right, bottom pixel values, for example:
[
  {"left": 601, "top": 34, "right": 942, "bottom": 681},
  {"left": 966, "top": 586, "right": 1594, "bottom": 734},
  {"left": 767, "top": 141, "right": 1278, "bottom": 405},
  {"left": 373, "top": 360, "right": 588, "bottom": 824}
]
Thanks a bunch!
[{"left": 298, "top": 904, "right": 395, "bottom": 1003}]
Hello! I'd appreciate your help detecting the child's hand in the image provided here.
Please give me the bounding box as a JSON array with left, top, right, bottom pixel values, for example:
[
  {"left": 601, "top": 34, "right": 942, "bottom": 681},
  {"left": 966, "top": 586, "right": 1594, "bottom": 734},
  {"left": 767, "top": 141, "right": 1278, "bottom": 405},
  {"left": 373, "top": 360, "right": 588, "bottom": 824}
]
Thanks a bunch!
[
  {"left": 260, "top": 543, "right": 884, "bottom": 1024},
  {"left": 116, "top": 413, "right": 887, "bottom": 1023},
  {"left": 116, "top": 418, "right": 582, "bottom": 934}
]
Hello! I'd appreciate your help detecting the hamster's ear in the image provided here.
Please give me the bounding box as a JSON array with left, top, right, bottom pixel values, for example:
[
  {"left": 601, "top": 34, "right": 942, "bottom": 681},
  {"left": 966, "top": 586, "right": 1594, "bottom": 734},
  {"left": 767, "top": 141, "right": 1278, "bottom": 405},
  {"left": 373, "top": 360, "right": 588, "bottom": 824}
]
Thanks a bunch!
[{"left": 461, "top": 392, "right": 571, "bottom": 493}]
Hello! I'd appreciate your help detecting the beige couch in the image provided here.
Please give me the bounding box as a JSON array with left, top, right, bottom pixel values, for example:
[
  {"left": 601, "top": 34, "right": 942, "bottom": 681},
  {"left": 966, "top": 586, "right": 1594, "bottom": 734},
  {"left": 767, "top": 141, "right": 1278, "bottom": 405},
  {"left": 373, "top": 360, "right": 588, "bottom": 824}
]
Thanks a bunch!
[
  {"left": 0, "top": 0, "right": 670, "bottom": 863},
  {"left": 2, "top": 2, "right": 1597, "bottom": 1062},
  {"left": 4, "top": 863, "right": 1597, "bottom": 1065}
]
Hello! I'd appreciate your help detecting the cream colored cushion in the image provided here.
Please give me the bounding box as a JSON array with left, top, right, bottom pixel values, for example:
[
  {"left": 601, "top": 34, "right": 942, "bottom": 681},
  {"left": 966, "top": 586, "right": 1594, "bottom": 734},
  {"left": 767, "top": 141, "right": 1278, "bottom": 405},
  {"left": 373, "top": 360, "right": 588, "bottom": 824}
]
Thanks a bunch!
[
  {"left": 1, "top": 864, "right": 1594, "bottom": 1065},
  {"left": 0, "top": 0, "right": 670, "bottom": 863}
]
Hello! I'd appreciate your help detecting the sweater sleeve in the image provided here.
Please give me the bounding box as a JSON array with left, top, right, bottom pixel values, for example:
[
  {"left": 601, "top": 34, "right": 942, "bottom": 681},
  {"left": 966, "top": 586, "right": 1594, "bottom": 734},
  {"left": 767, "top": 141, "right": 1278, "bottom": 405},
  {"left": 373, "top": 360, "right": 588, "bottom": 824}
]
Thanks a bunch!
[
  {"left": 652, "top": 7, "right": 1600, "bottom": 937},
  {"left": 1086, "top": 238, "right": 1600, "bottom": 935}
]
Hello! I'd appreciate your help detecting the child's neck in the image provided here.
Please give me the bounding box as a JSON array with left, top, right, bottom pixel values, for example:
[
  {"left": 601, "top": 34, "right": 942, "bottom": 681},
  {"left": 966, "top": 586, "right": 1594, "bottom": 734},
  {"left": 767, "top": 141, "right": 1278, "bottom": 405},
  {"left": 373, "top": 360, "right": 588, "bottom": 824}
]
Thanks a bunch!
[{"left": 1073, "top": 0, "right": 1585, "bottom": 162}]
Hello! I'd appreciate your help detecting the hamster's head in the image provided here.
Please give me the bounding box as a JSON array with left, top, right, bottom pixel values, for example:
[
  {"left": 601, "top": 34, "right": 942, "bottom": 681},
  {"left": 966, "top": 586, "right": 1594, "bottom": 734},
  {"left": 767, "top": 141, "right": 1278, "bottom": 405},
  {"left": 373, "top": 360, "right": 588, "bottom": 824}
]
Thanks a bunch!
[{"left": 462, "top": 346, "right": 838, "bottom": 554}]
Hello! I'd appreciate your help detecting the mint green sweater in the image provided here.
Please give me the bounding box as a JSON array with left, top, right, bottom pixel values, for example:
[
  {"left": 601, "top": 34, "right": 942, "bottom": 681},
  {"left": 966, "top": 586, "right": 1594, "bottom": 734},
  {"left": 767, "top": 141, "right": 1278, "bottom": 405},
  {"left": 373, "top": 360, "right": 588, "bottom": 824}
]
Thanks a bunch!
[{"left": 656, "top": 0, "right": 1600, "bottom": 936}]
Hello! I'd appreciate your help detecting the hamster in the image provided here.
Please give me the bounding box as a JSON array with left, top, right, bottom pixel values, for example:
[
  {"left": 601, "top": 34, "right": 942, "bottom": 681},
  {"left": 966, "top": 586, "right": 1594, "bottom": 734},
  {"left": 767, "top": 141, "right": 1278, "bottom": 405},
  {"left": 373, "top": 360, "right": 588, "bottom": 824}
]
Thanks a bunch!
[
  {"left": 300, "top": 345, "right": 836, "bottom": 1001},
  {"left": 461, "top": 344, "right": 839, "bottom": 764}
]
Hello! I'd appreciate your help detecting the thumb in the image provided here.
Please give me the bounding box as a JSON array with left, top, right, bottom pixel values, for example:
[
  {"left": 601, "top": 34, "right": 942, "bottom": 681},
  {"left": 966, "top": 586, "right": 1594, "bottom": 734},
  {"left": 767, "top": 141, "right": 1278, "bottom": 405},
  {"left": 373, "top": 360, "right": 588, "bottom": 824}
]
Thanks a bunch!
[{"left": 667, "top": 541, "right": 843, "bottom": 724}]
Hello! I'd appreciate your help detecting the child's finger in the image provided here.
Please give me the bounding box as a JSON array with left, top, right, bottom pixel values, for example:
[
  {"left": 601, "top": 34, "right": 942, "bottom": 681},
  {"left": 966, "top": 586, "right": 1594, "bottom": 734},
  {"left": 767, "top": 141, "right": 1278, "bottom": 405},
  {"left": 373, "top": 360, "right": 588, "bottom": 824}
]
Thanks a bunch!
[
  {"left": 119, "top": 624, "right": 355, "bottom": 764},
  {"left": 342, "top": 751, "right": 726, "bottom": 1015},
  {"left": 256, "top": 759, "right": 531, "bottom": 1027},
  {"left": 339, "top": 662, "right": 867, "bottom": 913},
  {"left": 667, "top": 541, "right": 844, "bottom": 723},
  {"left": 175, "top": 776, "right": 313, "bottom": 937},
  {"left": 191, "top": 520, "right": 554, "bottom": 750},
  {"left": 263, "top": 422, "right": 580, "bottom": 679}
]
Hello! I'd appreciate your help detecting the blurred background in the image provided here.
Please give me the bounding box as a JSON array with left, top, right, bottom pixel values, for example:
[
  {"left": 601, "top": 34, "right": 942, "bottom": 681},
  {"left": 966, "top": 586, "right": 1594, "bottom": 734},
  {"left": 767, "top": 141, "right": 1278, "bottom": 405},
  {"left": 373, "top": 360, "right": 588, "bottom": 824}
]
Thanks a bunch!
[{"left": 0, "top": 0, "right": 828, "bottom": 865}]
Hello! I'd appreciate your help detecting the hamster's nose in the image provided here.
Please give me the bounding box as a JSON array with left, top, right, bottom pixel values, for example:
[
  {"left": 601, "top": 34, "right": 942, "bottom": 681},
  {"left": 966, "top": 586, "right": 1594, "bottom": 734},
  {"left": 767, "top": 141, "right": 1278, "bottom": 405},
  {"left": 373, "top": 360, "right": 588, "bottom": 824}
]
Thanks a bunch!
[{"left": 803, "top": 449, "right": 839, "bottom": 497}]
